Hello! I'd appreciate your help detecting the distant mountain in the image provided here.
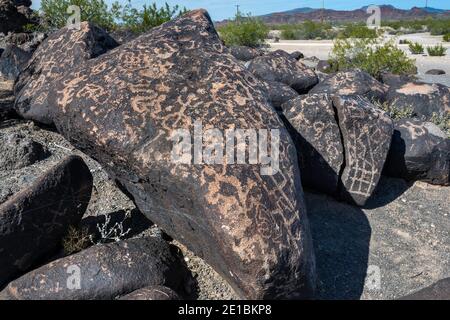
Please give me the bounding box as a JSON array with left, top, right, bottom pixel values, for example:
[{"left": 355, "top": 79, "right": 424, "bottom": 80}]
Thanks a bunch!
[{"left": 216, "top": 5, "right": 450, "bottom": 25}]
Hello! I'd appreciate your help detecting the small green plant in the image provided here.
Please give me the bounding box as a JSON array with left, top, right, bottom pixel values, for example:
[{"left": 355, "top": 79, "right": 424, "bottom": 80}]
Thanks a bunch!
[
  {"left": 62, "top": 225, "right": 91, "bottom": 255},
  {"left": 431, "top": 113, "right": 450, "bottom": 138},
  {"left": 280, "top": 20, "right": 336, "bottom": 40},
  {"left": 444, "top": 33, "right": 450, "bottom": 42},
  {"left": 408, "top": 42, "right": 424, "bottom": 54},
  {"left": 338, "top": 23, "right": 378, "bottom": 39},
  {"left": 218, "top": 12, "right": 268, "bottom": 47},
  {"left": 120, "top": 1, "right": 188, "bottom": 34},
  {"left": 330, "top": 38, "right": 417, "bottom": 79},
  {"left": 376, "top": 101, "right": 415, "bottom": 120},
  {"left": 427, "top": 44, "right": 447, "bottom": 56}
]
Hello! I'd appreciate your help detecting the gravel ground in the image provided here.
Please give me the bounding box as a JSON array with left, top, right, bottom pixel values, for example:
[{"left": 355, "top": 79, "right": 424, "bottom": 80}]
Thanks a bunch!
[{"left": 269, "top": 32, "right": 450, "bottom": 86}]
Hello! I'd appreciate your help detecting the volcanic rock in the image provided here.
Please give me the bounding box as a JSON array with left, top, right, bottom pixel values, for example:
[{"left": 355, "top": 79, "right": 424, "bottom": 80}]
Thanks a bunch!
[
  {"left": 14, "top": 22, "right": 119, "bottom": 125},
  {"left": 228, "top": 46, "right": 263, "bottom": 62},
  {"left": 119, "top": 285, "right": 180, "bottom": 300},
  {"left": 0, "top": 44, "right": 32, "bottom": 80},
  {"left": 0, "top": 238, "right": 189, "bottom": 300},
  {"left": 0, "top": 155, "right": 93, "bottom": 287},
  {"left": 384, "top": 118, "right": 449, "bottom": 185},
  {"left": 247, "top": 49, "right": 318, "bottom": 93},
  {"left": 32, "top": 10, "right": 316, "bottom": 299},
  {"left": 263, "top": 80, "right": 299, "bottom": 110}
]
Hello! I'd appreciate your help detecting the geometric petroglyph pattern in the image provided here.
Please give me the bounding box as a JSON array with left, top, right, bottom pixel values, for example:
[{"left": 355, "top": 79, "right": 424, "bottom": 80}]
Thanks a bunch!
[
  {"left": 34, "top": 10, "right": 316, "bottom": 299},
  {"left": 333, "top": 95, "right": 393, "bottom": 206}
]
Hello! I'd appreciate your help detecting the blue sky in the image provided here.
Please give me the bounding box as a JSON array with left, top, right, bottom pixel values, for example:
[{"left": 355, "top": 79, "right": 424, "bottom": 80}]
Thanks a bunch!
[{"left": 31, "top": 0, "right": 450, "bottom": 21}]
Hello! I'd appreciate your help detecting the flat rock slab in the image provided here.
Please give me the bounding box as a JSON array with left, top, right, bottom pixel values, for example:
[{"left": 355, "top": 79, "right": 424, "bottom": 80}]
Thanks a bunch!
[
  {"left": 306, "top": 177, "right": 450, "bottom": 300},
  {"left": 310, "top": 69, "right": 388, "bottom": 103},
  {"left": 38, "top": 10, "right": 315, "bottom": 299},
  {"left": 14, "top": 21, "right": 118, "bottom": 124},
  {"left": 0, "top": 155, "right": 92, "bottom": 287},
  {"left": 333, "top": 95, "right": 393, "bottom": 206},
  {"left": 386, "top": 82, "right": 450, "bottom": 120},
  {"left": 384, "top": 118, "right": 449, "bottom": 186},
  {"left": 118, "top": 285, "right": 180, "bottom": 300},
  {"left": 282, "top": 93, "right": 344, "bottom": 195},
  {"left": 247, "top": 49, "right": 318, "bottom": 93},
  {"left": 0, "top": 237, "right": 189, "bottom": 300}
]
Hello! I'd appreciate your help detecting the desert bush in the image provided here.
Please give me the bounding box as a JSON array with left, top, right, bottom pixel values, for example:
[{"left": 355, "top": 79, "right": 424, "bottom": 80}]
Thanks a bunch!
[
  {"left": 376, "top": 101, "right": 415, "bottom": 120},
  {"left": 444, "top": 33, "right": 450, "bottom": 42},
  {"left": 431, "top": 113, "right": 450, "bottom": 138},
  {"left": 62, "top": 225, "right": 91, "bottom": 255},
  {"left": 280, "top": 21, "right": 335, "bottom": 40},
  {"left": 40, "top": 0, "right": 120, "bottom": 30},
  {"left": 408, "top": 42, "right": 424, "bottom": 54},
  {"left": 382, "top": 18, "right": 450, "bottom": 35},
  {"left": 427, "top": 44, "right": 447, "bottom": 56},
  {"left": 119, "top": 0, "right": 188, "bottom": 34},
  {"left": 218, "top": 13, "right": 268, "bottom": 47},
  {"left": 338, "top": 23, "right": 378, "bottom": 39},
  {"left": 330, "top": 38, "right": 417, "bottom": 79}
]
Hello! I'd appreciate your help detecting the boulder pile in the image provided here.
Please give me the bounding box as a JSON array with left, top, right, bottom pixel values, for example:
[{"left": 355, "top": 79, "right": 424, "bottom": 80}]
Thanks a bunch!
[{"left": 0, "top": 8, "right": 448, "bottom": 300}]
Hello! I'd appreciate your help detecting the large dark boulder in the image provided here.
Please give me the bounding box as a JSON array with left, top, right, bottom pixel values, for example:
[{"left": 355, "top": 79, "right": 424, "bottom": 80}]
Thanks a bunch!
[
  {"left": 228, "top": 46, "right": 263, "bottom": 62},
  {"left": 282, "top": 94, "right": 344, "bottom": 195},
  {"left": 0, "top": 237, "right": 189, "bottom": 300},
  {"left": 0, "top": 44, "right": 32, "bottom": 80},
  {"left": 385, "top": 81, "right": 450, "bottom": 120},
  {"left": 399, "top": 278, "right": 450, "bottom": 300},
  {"left": 310, "top": 69, "right": 388, "bottom": 103},
  {"left": 28, "top": 10, "right": 316, "bottom": 299},
  {"left": 263, "top": 80, "right": 299, "bottom": 110},
  {"left": 14, "top": 22, "right": 119, "bottom": 125},
  {"left": 384, "top": 118, "right": 449, "bottom": 185},
  {"left": 282, "top": 94, "right": 393, "bottom": 206},
  {"left": 247, "top": 49, "right": 318, "bottom": 94},
  {"left": 118, "top": 285, "right": 180, "bottom": 300},
  {"left": 0, "top": 155, "right": 93, "bottom": 287}
]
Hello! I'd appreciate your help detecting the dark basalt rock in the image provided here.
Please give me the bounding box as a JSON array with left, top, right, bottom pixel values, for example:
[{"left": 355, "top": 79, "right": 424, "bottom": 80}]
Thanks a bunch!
[
  {"left": 118, "top": 285, "right": 180, "bottom": 300},
  {"left": 316, "top": 60, "right": 332, "bottom": 73},
  {"left": 263, "top": 80, "right": 299, "bottom": 110},
  {"left": 425, "top": 69, "right": 445, "bottom": 75},
  {"left": 384, "top": 118, "right": 449, "bottom": 186},
  {"left": 0, "top": 237, "right": 189, "bottom": 300},
  {"left": 0, "top": 0, "right": 32, "bottom": 35},
  {"left": 282, "top": 94, "right": 393, "bottom": 205},
  {"left": 0, "top": 44, "right": 32, "bottom": 80},
  {"left": 14, "top": 22, "right": 119, "bottom": 125},
  {"left": 379, "top": 72, "right": 416, "bottom": 87},
  {"left": 399, "top": 278, "right": 450, "bottom": 300},
  {"left": 333, "top": 95, "right": 393, "bottom": 206},
  {"left": 4, "top": 32, "right": 47, "bottom": 52},
  {"left": 310, "top": 69, "right": 388, "bottom": 103},
  {"left": 282, "top": 94, "right": 344, "bottom": 195},
  {"left": 290, "top": 51, "right": 304, "bottom": 60},
  {"left": 247, "top": 49, "right": 318, "bottom": 94},
  {"left": 228, "top": 46, "right": 264, "bottom": 62},
  {"left": 0, "top": 133, "right": 48, "bottom": 170},
  {"left": 35, "top": 10, "right": 315, "bottom": 299},
  {"left": 385, "top": 81, "right": 450, "bottom": 120},
  {"left": 0, "top": 155, "right": 93, "bottom": 287}
]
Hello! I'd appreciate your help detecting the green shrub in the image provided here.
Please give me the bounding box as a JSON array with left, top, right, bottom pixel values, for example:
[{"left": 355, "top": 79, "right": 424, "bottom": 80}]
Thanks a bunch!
[
  {"left": 431, "top": 113, "right": 450, "bottom": 138},
  {"left": 330, "top": 37, "right": 417, "bottom": 79},
  {"left": 427, "top": 44, "right": 446, "bottom": 56},
  {"left": 408, "top": 42, "right": 424, "bottom": 54},
  {"left": 338, "top": 23, "right": 378, "bottom": 39},
  {"left": 217, "top": 13, "right": 268, "bottom": 47},
  {"left": 280, "top": 21, "right": 335, "bottom": 40},
  {"left": 119, "top": 1, "right": 188, "bottom": 34},
  {"left": 381, "top": 18, "right": 450, "bottom": 35},
  {"left": 376, "top": 101, "right": 415, "bottom": 120},
  {"left": 40, "top": 0, "right": 119, "bottom": 30},
  {"left": 444, "top": 33, "right": 450, "bottom": 42}
]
